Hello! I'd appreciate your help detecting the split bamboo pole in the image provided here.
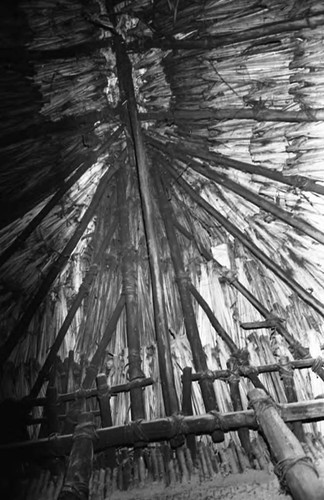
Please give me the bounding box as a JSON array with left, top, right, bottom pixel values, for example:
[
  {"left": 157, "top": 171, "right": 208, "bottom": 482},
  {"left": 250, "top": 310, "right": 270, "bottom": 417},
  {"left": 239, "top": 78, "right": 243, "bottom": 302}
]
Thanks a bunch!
[
  {"left": 140, "top": 107, "right": 324, "bottom": 125},
  {"left": 0, "top": 127, "right": 122, "bottom": 268},
  {"left": 113, "top": 32, "right": 178, "bottom": 415},
  {"left": 162, "top": 161, "right": 324, "bottom": 320},
  {"left": 29, "top": 266, "right": 98, "bottom": 399},
  {"left": 2, "top": 399, "right": 324, "bottom": 458},
  {"left": 181, "top": 367, "right": 196, "bottom": 461},
  {"left": 189, "top": 284, "right": 238, "bottom": 353},
  {"left": 248, "top": 389, "right": 323, "bottom": 500},
  {"left": 153, "top": 167, "right": 223, "bottom": 442},
  {"left": 129, "top": 13, "right": 324, "bottom": 52},
  {"left": 0, "top": 166, "right": 119, "bottom": 366},
  {"left": 58, "top": 412, "right": 95, "bottom": 500},
  {"left": 146, "top": 134, "right": 324, "bottom": 198},
  {"left": 82, "top": 293, "right": 125, "bottom": 389},
  {"left": 174, "top": 219, "right": 324, "bottom": 381},
  {"left": 117, "top": 169, "right": 146, "bottom": 420},
  {"left": 184, "top": 154, "right": 324, "bottom": 246}
]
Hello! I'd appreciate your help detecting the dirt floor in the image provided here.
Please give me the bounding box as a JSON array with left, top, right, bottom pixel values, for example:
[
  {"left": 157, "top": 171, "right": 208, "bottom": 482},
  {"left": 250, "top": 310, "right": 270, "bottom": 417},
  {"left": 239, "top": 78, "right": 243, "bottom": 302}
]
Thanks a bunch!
[
  {"left": 104, "top": 457, "right": 324, "bottom": 500},
  {"left": 105, "top": 469, "right": 291, "bottom": 500}
]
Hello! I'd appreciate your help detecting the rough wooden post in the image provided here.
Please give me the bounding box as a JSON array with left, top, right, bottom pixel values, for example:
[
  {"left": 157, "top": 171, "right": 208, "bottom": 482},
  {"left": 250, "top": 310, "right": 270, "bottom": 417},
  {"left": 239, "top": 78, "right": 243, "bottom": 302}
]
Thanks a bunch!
[
  {"left": 248, "top": 388, "right": 322, "bottom": 500},
  {"left": 58, "top": 412, "right": 95, "bottom": 500},
  {"left": 227, "top": 357, "right": 253, "bottom": 462},
  {"left": 96, "top": 373, "right": 116, "bottom": 468},
  {"left": 279, "top": 356, "right": 305, "bottom": 442},
  {"left": 181, "top": 367, "right": 196, "bottom": 462}
]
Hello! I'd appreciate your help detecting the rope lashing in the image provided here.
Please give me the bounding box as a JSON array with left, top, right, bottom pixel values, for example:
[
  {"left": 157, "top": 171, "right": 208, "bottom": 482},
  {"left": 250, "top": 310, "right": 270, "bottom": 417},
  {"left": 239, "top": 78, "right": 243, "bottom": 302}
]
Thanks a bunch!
[
  {"left": 125, "top": 419, "right": 149, "bottom": 445},
  {"left": 199, "top": 369, "right": 216, "bottom": 381},
  {"left": 170, "top": 413, "right": 189, "bottom": 448},
  {"left": 208, "top": 410, "right": 225, "bottom": 433},
  {"left": 73, "top": 420, "right": 97, "bottom": 442},
  {"left": 274, "top": 455, "right": 318, "bottom": 492},
  {"left": 312, "top": 356, "right": 324, "bottom": 375}
]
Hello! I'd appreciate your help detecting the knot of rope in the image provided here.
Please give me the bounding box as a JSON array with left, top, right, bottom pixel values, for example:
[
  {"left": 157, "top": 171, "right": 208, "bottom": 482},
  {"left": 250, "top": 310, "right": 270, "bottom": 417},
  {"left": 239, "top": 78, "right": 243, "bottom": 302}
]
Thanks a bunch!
[
  {"left": 278, "top": 362, "right": 294, "bottom": 380},
  {"left": 73, "top": 420, "right": 97, "bottom": 442},
  {"left": 220, "top": 268, "right": 237, "bottom": 285},
  {"left": 312, "top": 356, "right": 324, "bottom": 375},
  {"left": 208, "top": 410, "right": 225, "bottom": 433},
  {"left": 274, "top": 455, "right": 318, "bottom": 492},
  {"left": 239, "top": 364, "right": 258, "bottom": 376},
  {"left": 170, "top": 413, "right": 189, "bottom": 448},
  {"left": 199, "top": 370, "right": 215, "bottom": 381},
  {"left": 125, "top": 419, "right": 149, "bottom": 446}
]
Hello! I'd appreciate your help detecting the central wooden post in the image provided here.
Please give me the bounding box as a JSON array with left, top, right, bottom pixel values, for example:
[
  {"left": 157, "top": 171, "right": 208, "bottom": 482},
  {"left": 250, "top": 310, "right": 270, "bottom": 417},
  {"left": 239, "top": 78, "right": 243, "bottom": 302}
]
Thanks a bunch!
[
  {"left": 117, "top": 168, "right": 146, "bottom": 420},
  {"left": 112, "top": 33, "right": 178, "bottom": 415},
  {"left": 248, "top": 388, "right": 322, "bottom": 500}
]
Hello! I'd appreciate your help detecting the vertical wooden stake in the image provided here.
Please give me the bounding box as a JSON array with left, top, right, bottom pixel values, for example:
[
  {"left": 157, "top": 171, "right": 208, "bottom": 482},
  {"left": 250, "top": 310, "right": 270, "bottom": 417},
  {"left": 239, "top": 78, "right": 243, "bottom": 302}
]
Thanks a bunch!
[
  {"left": 58, "top": 412, "right": 95, "bottom": 500},
  {"left": 279, "top": 356, "right": 305, "bottom": 442},
  {"left": 248, "top": 388, "right": 322, "bottom": 500},
  {"left": 181, "top": 367, "right": 197, "bottom": 462}
]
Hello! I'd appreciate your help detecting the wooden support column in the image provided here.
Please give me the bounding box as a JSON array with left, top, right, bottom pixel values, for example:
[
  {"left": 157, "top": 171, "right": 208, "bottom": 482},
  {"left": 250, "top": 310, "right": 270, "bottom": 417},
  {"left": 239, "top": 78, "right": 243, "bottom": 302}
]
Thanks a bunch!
[
  {"left": 117, "top": 170, "right": 146, "bottom": 420},
  {"left": 248, "top": 389, "right": 322, "bottom": 500},
  {"left": 181, "top": 367, "right": 196, "bottom": 461},
  {"left": 58, "top": 412, "right": 95, "bottom": 500},
  {"left": 112, "top": 33, "right": 178, "bottom": 415},
  {"left": 279, "top": 356, "right": 305, "bottom": 442},
  {"left": 82, "top": 294, "right": 125, "bottom": 389},
  {"left": 227, "top": 357, "right": 253, "bottom": 461},
  {"left": 153, "top": 168, "right": 223, "bottom": 441},
  {"left": 96, "top": 373, "right": 116, "bottom": 469}
]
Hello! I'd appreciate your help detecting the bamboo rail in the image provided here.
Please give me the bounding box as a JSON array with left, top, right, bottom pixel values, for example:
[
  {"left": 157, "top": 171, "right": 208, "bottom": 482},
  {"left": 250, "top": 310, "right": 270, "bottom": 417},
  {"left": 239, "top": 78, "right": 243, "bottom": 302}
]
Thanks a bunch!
[
  {"left": 26, "top": 377, "right": 154, "bottom": 408},
  {"left": 113, "top": 32, "right": 178, "bottom": 415},
  {"left": 2, "top": 399, "right": 324, "bottom": 458},
  {"left": 190, "top": 357, "right": 324, "bottom": 382}
]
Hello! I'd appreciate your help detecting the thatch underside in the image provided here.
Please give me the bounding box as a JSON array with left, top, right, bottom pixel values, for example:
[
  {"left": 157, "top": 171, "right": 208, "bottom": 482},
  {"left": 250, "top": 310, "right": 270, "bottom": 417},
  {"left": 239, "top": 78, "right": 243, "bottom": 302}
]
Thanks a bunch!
[{"left": 1, "top": 0, "right": 324, "bottom": 484}]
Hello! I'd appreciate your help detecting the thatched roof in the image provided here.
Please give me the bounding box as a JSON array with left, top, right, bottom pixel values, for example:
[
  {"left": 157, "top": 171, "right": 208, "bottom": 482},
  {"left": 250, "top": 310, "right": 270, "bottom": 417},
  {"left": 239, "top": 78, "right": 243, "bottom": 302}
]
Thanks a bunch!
[{"left": 1, "top": 0, "right": 324, "bottom": 445}]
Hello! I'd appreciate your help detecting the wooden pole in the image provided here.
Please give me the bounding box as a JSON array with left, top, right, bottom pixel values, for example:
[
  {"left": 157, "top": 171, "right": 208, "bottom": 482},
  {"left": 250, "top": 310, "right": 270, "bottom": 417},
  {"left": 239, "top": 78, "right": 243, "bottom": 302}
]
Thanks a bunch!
[
  {"left": 117, "top": 169, "right": 146, "bottom": 420},
  {"left": 153, "top": 168, "right": 223, "bottom": 441},
  {"left": 186, "top": 155, "right": 324, "bottom": 246},
  {"left": 58, "top": 412, "right": 95, "bottom": 500},
  {"left": 248, "top": 389, "right": 323, "bottom": 500},
  {"left": 181, "top": 367, "right": 196, "bottom": 461},
  {"left": 29, "top": 266, "right": 98, "bottom": 399},
  {"left": 96, "top": 373, "right": 116, "bottom": 469},
  {"left": 189, "top": 284, "right": 238, "bottom": 353},
  {"left": 146, "top": 133, "right": 324, "bottom": 205},
  {"left": 162, "top": 161, "right": 324, "bottom": 319},
  {"left": 113, "top": 33, "right": 178, "bottom": 415},
  {"left": 279, "top": 356, "right": 305, "bottom": 442},
  {"left": 82, "top": 294, "right": 125, "bottom": 389},
  {"left": 226, "top": 357, "right": 253, "bottom": 461},
  {"left": 128, "top": 13, "right": 324, "bottom": 52},
  {"left": 0, "top": 167, "right": 118, "bottom": 366},
  {"left": 2, "top": 399, "right": 324, "bottom": 458},
  {"left": 0, "top": 128, "right": 122, "bottom": 268}
]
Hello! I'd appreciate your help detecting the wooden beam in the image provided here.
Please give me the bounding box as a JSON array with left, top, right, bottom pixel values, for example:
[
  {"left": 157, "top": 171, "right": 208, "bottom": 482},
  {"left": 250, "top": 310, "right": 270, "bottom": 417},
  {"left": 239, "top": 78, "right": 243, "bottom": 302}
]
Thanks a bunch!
[{"left": 2, "top": 399, "right": 324, "bottom": 458}]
